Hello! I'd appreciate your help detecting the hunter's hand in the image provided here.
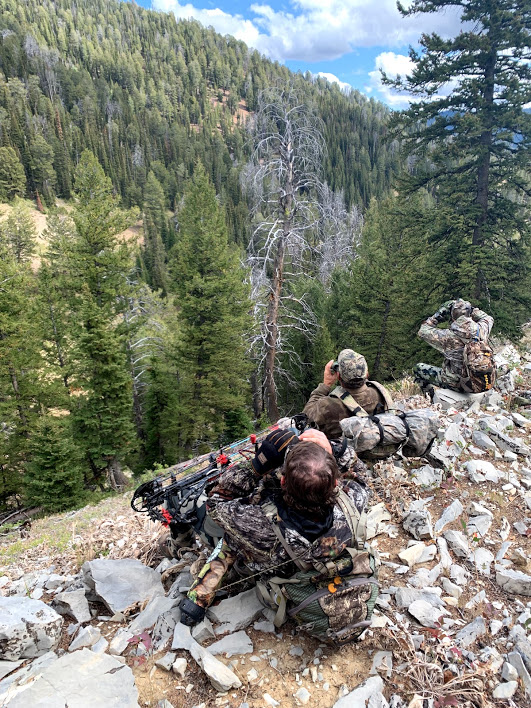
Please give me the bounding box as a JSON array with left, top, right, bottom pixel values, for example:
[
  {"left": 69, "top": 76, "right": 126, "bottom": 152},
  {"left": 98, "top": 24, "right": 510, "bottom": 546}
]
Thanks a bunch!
[
  {"left": 323, "top": 359, "right": 338, "bottom": 387},
  {"left": 299, "top": 429, "right": 333, "bottom": 456},
  {"left": 252, "top": 429, "right": 298, "bottom": 474},
  {"left": 433, "top": 300, "right": 455, "bottom": 323}
]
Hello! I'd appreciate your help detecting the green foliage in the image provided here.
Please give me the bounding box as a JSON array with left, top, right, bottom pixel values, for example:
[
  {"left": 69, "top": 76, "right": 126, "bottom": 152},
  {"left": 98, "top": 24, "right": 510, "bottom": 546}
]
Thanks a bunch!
[
  {"left": 384, "top": 0, "right": 531, "bottom": 332},
  {"left": 24, "top": 415, "right": 85, "bottom": 511},
  {"left": 168, "top": 162, "right": 252, "bottom": 451},
  {"left": 0, "top": 199, "right": 37, "bottom": 263},
  {"left": 142, "top": 171, "right": 169, "bottom": 295},
  {"left": 0, "top": 147, "right": 26, "bottom": 201}
]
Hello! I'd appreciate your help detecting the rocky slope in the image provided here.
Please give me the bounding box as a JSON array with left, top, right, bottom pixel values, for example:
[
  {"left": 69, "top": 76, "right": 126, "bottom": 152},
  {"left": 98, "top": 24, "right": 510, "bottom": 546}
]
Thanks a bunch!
[{"left": 0, "top": 346, "right": 531, "bottom": 708}]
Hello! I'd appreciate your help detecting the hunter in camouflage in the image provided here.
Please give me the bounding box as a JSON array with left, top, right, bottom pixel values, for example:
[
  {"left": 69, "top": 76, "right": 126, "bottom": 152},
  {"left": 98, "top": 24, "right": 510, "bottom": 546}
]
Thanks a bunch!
[
  {"left": 414, "top": 299, "right": 494, "bottom": 392},
  {"left": 303, "top": 350, "right": 394, "bottom": 438},
  {"left": 179, "top": 429, "right": 370, "bottom": 625}
]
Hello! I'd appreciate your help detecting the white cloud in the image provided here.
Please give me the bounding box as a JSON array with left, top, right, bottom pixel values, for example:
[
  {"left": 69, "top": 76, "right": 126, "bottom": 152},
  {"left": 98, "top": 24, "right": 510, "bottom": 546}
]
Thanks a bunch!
[
  {"left": 153, "top": 0, "right": 466, "bottom": 63},
  {"left": 367, "top": 52, "right": 416, "bottom": 108},
  {"left": 315, "top": 72, "right": 352, "bottom": 93}
]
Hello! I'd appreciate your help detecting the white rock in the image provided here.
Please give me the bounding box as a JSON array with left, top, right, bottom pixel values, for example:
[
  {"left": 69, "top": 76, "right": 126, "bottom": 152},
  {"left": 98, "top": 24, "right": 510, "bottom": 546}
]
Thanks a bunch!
[
  {"left": 502, "top": 662, "right": 519, "bottom": 682},
  {"left": 441, "top": 578, "right": 462, "bottom": 599},
  {"left": 492, "top": 681, "right": 518, "bottom": 699},
  {"left": 0, "top": 597, "right": 63, "bottom": 661},
  {"left": 208, "top": 631, "right": 253, "bottom": 657},
  {"left": 496, "top": 568, "right": 531, "bottom": 596},
  {"left": 333, "top": 676, "right": 384, "bottom": 708},
  {"left": 263, "top": 693, "right": 280, "bottom": 707},
  {"left": 82, "top": 558, "right": 164, "bottom": 614},
  {"left": 294, "top": 687, "right": 311, "bottom": 705},
  {"left": 434, "top": 499, "right": 463, "bottom": 534},
  {"left": 156, "top": 652, "right": 176, "bottom": 671},
  {"left": 490, "top": 620, "right": 503, "bottom": 636},
  {"left": 53, "top": 589, "right": 91, "bottom": 625},
  {"left": 455, "top": 617, "right": 487, "bottom": 648},
  {"left": 411, "top": 465, "right": 442, "bottom": 489},
  {"left": 69, "top": 625, "right": 101, "bottom": 652},
  {"left": 366, "top": 503, "right": 392, "bottom": 540},
  {"left": 408, "top": 600, "right": 448, "bottom": 628},
  {"left": 172, "top": 657, "right": 187, "bottom": 677},
  {"left": 474, "top": 548, "right": 494, "bottom": 575},
  {"left": 207, "top": 589, "right": 263, "bottom": 634},
  {"left": 443, "top": 530, "right": 469, "bottom": 558},
  {"left": 4, "top": 648, "right": 138, "bottom": 707}
]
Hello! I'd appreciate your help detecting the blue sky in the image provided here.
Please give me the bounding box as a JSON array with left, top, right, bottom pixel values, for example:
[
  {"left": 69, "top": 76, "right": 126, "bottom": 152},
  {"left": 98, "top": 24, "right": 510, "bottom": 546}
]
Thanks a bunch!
[{"left": 136, "top": 1, "right": 466, "bottom": 108}]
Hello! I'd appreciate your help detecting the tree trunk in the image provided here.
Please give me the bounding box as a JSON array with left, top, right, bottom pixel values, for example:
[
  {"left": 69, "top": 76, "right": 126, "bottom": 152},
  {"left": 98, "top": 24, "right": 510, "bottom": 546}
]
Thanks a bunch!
[
  {"left": 250, "top": 370, "right": 263, "bottom": 420},
  {"left": 472, "top": 45, "right": 496, "bottom": 299},
  {"left": 264, "top": 235, "right": 285, "bottom": 422},
  {"left": 107, "top": 456, "right": 128, "bottom": 490}
]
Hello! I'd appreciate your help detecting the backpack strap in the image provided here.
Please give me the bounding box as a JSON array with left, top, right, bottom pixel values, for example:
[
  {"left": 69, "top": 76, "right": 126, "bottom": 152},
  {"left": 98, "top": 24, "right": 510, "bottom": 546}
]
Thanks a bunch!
[
  {"left": 368, "top": 416, "right": 385, "bottom": 446},
  {"left": 271, "top": 520, "right": 312, "bottom": 572},
  {"left": 336, "top": 489, "right": 366, "bottom": 551},
  {"left": 329, "top": 386, "right": 368, "bottom": 417},
  {"left": 366, "top": 380, "right": 395, "bottom": 411}
]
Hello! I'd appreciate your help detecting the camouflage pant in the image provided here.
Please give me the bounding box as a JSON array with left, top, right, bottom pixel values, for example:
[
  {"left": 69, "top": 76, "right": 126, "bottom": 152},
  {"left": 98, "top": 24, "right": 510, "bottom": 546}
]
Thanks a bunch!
[
  {"left": 413, "top": 363, "right": 443, "bottom": 390},
  {"left": 187, "top": 539, "right": 236, "bottom": 608}
]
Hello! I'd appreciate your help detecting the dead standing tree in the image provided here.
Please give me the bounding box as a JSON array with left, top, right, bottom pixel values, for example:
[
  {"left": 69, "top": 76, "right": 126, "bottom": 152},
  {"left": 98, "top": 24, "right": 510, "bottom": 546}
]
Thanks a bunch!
[{"left": 243, "top": 88, "right": 326, "bottom": 422}]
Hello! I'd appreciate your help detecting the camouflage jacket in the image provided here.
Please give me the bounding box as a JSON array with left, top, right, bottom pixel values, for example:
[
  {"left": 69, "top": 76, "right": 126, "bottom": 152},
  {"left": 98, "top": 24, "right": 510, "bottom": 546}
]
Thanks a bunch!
[
  {"left": 303, "top": 382, "right": 389, "bottom": 438},
  {"left": 207, "top": 461, "right": 369, "bottom": 570},
  {"left": 187, "top": 461, "right": 370, "bottom": 609},
  {"left": 418, "top": 308, "right": 493, "bottom": 390}
]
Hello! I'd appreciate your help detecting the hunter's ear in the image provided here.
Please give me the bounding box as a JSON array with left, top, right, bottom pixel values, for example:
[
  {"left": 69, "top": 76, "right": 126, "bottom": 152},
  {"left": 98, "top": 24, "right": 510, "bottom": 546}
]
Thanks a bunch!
[{"left": 280, "top": 475, "right": 286, "bottom": 488}]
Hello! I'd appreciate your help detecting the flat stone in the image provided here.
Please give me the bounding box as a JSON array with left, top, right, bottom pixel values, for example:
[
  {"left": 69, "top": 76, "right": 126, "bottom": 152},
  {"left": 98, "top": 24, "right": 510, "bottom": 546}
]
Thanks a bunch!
[
  {"left": 408, "top": 600, "right": 448, "bottom": 628},
  {"left": 294, "top": 687, "right": 311, "bottom": 705},
  {"left": 467, "top": 514, "right": 492, "bottom": 538},
  {"left": 108, "top": 627, "right": 134, "bottom": 655},
  {"left": 496, "top": 568, "right": 531, "bottom": 596},
  {"left": 472, "top": 431, "right": 497, "bottom": 451},
  {"left": 441, "top": 578, "right": 462, "bottom": 599},
  {"left": 369, "top": 651, "right": 393, "bottom": 678},
  {"left": 455, "top": 617, "right": 486, "bottom": 648},
  {"left": 82, "top": 559, "right": 164, "bottom": 614},
  {"left": 411, "top": 465, "right": 442, "bottom": 490},
  {"left": 0, "top": 661, "right": 23, "bottom": 681},
  {"left": 129, "top": 595, "right": 179, "bottom": 635},
  {"left": 492, "top": 681, "right": 518, "bottom": 699},
  {"left": 512, "top": 412, "right": 531, "bottom": 428},
  {"left": 253, "top": 620, "right": 276, "bottom": 633},
  {"left": 0, "top": 651, "right": 58, "bottom": 701},
  {"left": 394, "top": 588, "right": 444, "bottom": 609},
  {"left": 152, "top": 606, "right": 181, "bottom": 651},
  {"left": 403, "top": 509, "right": 433, "bottom": 540},
  {"left": 0, "top": 597, "right": 63, "bottom": 661},
  {"left": 207, "top": 589, "right": 263, "bottom": 634},
  {"left": 208, "top": 631, "right": 253, "bottom": 657},
  {"left": 366, "top": 503, "right": 392, "bottom": 540},
  {"left": 432, "top": 388, "right": 484, "bottom": 411},
  {"left": 5, "top": 648, "right": 139, "bottom": 707},
  {"left": 502, "top": 662, "right": 519, "bottom": 682},
  {"left": 398, "top": 543, "right": 428, "bottom": 567},
  {"left": 434, "top": 499, "right": 463, "bottom": 534},
  {"left": 192, "top": 617, "right": 216, "bottom": 644},
  {"left": 473, "top": 548, "right": 494, "bottom": 575},
  {"left": 450, "top": 563, "right": 470, "bottom": 586},
  {"left": 170, "top": 624, "right": 241, "bottom": 692},
  {"left": 443, "top": 530, "right": 469, "bottom": 558},
  {"left": 333, "top": 675, "right": 384, "bottom": 708},
  {"left": 463, "top": 459, "right": 502, "bottom": 483},
  {"left": 436, "top": 537, "right": 452, "bottom": 569},
  {"left": 155, "top": 652, "right": 176, "bottom": 671},
  {"left": 69, "top": 625, "right": 101, "bottom": 652},
  {"left": 53, "top": 589, "right": 91, "bottom": 624},
  {"left": 508, "top": 651, "right": 531, "bottom": 696},
  {"left": 90, "top": 636, "right": 108, "bottom": 654},
  {"left": 443, "top": 423, "right": 467, "bottom": 457}
]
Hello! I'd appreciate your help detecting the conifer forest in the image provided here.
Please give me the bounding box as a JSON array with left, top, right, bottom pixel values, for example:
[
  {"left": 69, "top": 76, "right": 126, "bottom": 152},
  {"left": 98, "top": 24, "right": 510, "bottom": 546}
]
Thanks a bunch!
[{"left": 0, "top": 0, "right": 529, "bottom": 511}]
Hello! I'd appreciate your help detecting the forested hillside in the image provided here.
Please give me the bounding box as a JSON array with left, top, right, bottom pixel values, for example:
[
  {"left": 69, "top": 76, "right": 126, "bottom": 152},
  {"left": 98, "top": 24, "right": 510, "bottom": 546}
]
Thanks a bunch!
[{"left": 0, "top": 0, "right": 529, "bottom": 512}]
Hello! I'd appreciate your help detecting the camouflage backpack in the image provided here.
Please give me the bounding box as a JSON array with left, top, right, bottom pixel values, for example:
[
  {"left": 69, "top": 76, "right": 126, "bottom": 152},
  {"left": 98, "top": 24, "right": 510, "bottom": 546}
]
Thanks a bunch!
[
  {"left": 462, "top": 336, "right": 496, "bottom": 393},
  {"left": 256, "top": 491, "right": 379, "bottom": 646}
]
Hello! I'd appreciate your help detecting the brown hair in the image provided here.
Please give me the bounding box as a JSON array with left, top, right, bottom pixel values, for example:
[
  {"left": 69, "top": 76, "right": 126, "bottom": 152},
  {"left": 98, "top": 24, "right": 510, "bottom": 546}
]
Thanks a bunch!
[{"left": 282, "top": 441, "right": 338, "bottom": 516}]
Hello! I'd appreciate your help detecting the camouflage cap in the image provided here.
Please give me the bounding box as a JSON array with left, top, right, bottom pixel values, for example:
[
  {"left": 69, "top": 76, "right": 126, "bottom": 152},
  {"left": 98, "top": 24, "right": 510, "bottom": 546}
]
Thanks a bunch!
[
  {"left": 451, "top": 299, "right": 472, "bottom": 321},
  {"left": 450, "top": 316, "right": 480, "bottom": 341},
  {"left": 337, "top": 349, "right": 368, "bottom": 385}
]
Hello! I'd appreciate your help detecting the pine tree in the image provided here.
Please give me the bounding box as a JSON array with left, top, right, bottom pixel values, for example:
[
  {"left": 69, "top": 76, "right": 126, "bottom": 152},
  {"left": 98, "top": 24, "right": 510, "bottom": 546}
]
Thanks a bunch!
[
  {"left": 141, "top": 171, "right": 169, "bottom": 295},
  {"left": 66, "top": 151, "right": 137, "bottom": 489},
  {"left": 0, "top": 199, "right": 37, "bottom": 263},
  {"left": 24, "top": 415, "right": 85, "bottom": 512},
  {"left": 169, "top": 162, "right": 251, "bottom": 452},
  {"left": 384, "top": 0, "right": 531, "bottom": 330},
  {"left": 0, "top": 147, "right": 26, "bottom": 201}
]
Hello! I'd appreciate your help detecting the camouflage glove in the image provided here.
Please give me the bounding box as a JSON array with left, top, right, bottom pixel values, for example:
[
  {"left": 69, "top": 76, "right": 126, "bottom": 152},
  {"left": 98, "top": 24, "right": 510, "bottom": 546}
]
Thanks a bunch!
[
  {"left": 252, "top": 429, "right": 298, "bottom": 474},
  {"left": 432, "top": 300, "right": 455, "bottom": 323},
  {"left": 179, "top": 597, "right": 206, "bottom": 626}
]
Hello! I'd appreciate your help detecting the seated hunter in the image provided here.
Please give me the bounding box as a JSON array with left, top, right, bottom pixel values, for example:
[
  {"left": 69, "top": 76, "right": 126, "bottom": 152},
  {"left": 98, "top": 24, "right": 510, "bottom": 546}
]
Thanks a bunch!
[
  {"left": 178, "top": 428, "right": 373, "bottom": 643},
  {"left": 413, "top": 298, "right": 494, "bottom": 394},
  {"left": 302, "top": 350, "right": 394, "bottom": 439}
]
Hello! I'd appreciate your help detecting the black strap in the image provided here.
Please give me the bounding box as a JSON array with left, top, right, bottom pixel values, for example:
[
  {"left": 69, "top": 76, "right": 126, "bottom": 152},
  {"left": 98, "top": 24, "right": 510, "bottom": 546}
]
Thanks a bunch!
[
  {"left": 396, "top": 412, "right": 411, "bottom": 439},
  {"left": 368, "top": 416, "right": 385, "bottom": 446}
]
